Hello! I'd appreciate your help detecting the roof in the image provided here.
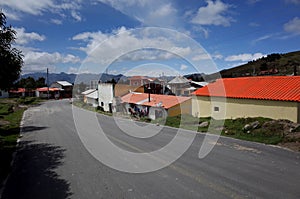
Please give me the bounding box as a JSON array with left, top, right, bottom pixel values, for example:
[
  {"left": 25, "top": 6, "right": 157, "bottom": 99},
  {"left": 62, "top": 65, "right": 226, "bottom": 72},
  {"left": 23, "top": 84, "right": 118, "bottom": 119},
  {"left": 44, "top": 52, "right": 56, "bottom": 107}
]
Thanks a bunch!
[
  {"left": 86, "top": 90, "right": 98, "bottom": 99},
  {"left": 168, "top": 76, "right": 190, "bottom": 84},
  {"left": 81, "top": 89, "right": 96, "bottom": 95},
  {"left": 55, "top": 81, "right": 73, "bottom": 86},
  {"left": 121, "top": 92, "right": 191, "bottom": 109},
  {"left": 9, "top": 88, "right": 26, "bottom": 93},
  {"left": 128, "top": 76, "right": 149, "bottom": 80},
  {"left": 36, "top": 87, "right": 61, "bottom": 92},
  {"left": 192, "top": 76, "right": 300, "bottom": 102}
]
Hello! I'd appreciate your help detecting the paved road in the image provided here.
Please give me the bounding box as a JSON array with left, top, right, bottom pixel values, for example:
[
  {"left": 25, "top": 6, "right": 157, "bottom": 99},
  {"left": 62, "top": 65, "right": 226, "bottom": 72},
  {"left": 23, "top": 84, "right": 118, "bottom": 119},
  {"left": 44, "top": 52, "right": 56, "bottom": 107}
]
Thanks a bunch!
[{"left": 1, "top": 100, "right": 300, "bottom": 199}]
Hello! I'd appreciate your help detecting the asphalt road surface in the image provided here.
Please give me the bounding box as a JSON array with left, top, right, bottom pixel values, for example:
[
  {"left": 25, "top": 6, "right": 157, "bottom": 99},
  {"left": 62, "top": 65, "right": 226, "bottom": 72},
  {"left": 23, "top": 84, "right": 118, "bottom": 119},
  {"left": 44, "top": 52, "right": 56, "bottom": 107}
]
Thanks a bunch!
[{"left": 1, "top": 100, "right": 300, "bottom": 199}]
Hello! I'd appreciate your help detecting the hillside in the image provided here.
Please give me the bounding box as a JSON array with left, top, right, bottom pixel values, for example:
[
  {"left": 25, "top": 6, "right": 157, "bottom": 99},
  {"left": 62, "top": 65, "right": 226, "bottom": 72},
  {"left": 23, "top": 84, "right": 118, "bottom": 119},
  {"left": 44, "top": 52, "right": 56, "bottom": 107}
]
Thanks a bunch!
[
  {"left": 220, "top": 50, "right": 300, "bottom": 78},
  {"left": 186, "top": 50, "right": 300, "bottom": 81}
]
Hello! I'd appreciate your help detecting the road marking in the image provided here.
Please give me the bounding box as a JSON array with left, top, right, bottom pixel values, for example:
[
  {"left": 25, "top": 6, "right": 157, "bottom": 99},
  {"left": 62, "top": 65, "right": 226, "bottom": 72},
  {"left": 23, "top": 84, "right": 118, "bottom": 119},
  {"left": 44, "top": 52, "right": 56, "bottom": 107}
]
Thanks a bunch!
[{"left": 107, "top": 134, "right": 244, "bottom": 198}]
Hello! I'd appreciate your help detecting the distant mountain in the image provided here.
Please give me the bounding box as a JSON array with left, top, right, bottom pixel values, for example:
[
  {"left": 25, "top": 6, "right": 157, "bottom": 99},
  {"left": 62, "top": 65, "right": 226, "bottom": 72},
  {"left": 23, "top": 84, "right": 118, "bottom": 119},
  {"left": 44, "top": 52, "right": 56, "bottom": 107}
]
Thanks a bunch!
[{"left": 21, "top": 72, "right": 125, "bottom": 85}]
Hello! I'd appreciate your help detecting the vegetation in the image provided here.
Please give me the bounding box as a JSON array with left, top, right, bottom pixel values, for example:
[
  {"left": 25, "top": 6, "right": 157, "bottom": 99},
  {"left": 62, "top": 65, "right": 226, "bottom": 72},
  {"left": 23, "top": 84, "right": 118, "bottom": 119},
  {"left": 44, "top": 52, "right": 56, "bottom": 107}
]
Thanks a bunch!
[
  {"left": 152, "top": 115, "right": 298, "bottom": 146},
  {"left": 0, "top": 11, "right": 23, "bottom": 90},
  {"left": 0, "top": 98, "right": 42, "bottom": 187}
]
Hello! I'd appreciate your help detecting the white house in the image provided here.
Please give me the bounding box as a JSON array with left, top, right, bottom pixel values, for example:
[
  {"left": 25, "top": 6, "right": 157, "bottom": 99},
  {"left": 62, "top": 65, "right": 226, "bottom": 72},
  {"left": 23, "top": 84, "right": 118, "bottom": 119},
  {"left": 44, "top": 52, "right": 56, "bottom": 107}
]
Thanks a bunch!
[
  {"left": 98, "top": 83, "right": 114, "bottom": 112},
  {"left": 0, "top": 90, "right": 9, "bottom": 98},
  {"left": 86, "top": 90, "right": 98, "bottom": 107}
]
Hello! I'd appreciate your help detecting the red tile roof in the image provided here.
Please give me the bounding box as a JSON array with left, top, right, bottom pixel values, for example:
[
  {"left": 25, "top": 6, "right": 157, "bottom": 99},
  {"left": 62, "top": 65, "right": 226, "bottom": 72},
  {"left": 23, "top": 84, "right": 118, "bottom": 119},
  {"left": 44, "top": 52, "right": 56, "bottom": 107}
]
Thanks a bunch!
[
  {"left": 9, "top": 88, "right": 26, "bottom": 93},
  {"left": 121, "top": 92, "right": 191, "bottom": 109},
  {"left": 36, "top": 87, "right": 60, "bottom": 92},
  {"left": 192, "top": 76, "right": 300, "bottom": 102}
]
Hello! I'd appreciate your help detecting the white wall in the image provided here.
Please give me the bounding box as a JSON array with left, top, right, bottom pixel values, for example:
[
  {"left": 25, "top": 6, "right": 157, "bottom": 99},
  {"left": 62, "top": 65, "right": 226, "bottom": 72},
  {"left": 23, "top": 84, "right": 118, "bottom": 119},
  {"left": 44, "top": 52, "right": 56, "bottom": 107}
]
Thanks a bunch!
[
  {"left": 98, "top": 83, "right": 114, "bottom": 112},
  {"left": 0, "top": 90, "right": 9, "bottom": 98}
]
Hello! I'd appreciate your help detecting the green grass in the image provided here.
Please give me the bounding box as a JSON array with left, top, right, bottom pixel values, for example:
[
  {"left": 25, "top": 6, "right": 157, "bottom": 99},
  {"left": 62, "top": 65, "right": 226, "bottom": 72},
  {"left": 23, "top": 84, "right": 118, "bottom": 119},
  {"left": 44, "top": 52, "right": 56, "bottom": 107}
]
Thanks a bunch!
[
  {"left": 0, "top": 97, "right": 40, "bottom": 187},
  {"left": 152, "top": 115, "right": 285, "bottom": 145}
]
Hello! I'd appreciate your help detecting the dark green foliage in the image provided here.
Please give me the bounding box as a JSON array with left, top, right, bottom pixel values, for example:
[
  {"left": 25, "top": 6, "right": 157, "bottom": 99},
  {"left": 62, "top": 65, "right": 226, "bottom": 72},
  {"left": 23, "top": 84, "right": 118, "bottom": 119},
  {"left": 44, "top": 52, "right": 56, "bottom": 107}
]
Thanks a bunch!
[{"left": 0, "top": 11, "right": 23, "bottom": 90}]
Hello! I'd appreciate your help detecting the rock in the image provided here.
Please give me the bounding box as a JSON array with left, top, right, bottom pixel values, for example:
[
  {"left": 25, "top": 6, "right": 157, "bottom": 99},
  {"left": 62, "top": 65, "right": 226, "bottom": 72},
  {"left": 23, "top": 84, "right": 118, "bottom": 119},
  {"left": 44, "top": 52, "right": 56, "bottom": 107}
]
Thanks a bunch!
[
  {"left": 243, "top": 124, "right": 251, "bottom": 131},
  {"left": 243, "top": 121, "right": 260, "bottom": 131},
  {"left": 199, "top": 121, "right": 209, "bottom": 128}
]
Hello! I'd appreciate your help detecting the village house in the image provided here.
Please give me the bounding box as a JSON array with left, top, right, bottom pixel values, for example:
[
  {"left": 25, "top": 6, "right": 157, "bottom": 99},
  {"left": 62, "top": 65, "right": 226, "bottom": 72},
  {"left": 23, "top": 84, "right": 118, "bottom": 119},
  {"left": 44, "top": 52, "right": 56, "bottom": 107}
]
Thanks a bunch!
[
  {"left": 50, "top": 81, "right": 73, "bottom": 98},
  {"left": 35, "top": 87, "right": 61, "bottom": 99},
  {"left": 121, "top": 92, "right": 191, "bottom": 120},
  {"left": 0, "top": 90, "right": 9, "bottom": 98},
  {"left": 192, "top": 76, "right": 300, "bottom": 123},
  {"left": 128, "top": 76, "right": 165, "bottom": 94},
  {"left": 98, "top": 83, "right": 114, "bottom": 112},
  {"left": 81, "top": 89, "right": 98, "bottom": 107},
  {"left": 167, "top": 76, "right": 192, "bottom": 96}
]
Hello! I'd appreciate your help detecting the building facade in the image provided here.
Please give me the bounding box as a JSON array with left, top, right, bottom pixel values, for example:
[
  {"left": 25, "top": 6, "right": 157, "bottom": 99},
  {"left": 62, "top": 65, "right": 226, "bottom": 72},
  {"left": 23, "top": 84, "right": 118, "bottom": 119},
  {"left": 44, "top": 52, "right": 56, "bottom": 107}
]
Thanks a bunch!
[{"left": 192, "top": 76, "right": 300, "bottom": 123}]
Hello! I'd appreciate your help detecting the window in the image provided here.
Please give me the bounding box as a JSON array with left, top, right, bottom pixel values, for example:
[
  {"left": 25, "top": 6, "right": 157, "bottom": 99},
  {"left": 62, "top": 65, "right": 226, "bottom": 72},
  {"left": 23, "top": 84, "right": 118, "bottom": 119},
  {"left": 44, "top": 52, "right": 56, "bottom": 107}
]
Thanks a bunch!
[
  {"left": 214, "top": 106, "right": 219, "bottom": 112},
  {"left": 101, "top": 102, "right": 104, "bottom": 106}
]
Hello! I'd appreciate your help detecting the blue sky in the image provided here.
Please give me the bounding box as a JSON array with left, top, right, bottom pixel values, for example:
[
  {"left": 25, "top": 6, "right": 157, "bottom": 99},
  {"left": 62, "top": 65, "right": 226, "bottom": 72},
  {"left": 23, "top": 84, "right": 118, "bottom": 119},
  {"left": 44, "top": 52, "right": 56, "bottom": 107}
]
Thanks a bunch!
[{"left": 1, "top": 0, "right": 300, "bottom": 76}]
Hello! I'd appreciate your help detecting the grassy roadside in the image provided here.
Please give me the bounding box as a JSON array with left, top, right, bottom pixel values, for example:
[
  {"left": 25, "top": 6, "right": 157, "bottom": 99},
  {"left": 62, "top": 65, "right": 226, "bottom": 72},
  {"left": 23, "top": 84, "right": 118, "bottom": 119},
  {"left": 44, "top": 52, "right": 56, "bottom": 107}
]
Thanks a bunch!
[
  {"left": 152, "top": 115, "right": 300, "bottom": 150},
  {"left": 73, "top": 100, "right": 300, "bottom": 151},
  {"left": 0, "top": 97, "right": 42, "bottom": 188},
  {"left": 73, "top": 101, "right": 113, "bottom": 116}
]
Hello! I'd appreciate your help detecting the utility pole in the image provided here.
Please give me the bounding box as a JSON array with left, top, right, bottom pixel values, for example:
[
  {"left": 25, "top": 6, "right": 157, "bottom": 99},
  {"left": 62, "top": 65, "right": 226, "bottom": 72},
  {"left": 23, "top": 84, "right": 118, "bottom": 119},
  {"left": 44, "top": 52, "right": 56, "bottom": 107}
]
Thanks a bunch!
[{"left": 47, "top": 68, "right": 49, "bottom": 100}]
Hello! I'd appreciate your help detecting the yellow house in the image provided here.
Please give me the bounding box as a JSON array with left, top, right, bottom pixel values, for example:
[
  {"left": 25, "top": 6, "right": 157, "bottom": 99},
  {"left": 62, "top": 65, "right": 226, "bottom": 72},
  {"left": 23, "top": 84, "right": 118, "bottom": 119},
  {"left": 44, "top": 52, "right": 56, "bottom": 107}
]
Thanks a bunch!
[{"left": 192, "top": 76, "right": 300, "bottom": 123}]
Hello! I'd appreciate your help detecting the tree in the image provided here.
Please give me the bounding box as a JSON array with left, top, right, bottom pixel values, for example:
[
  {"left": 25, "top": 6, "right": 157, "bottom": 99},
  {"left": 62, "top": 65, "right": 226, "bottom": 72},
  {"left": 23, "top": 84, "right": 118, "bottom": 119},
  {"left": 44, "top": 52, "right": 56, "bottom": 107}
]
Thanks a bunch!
[
  {"left": 36, "top": 77, "right": 46, "bottom": 88},
  {"left": 0, "top": 11, "right": 23, "bottom": 90}
]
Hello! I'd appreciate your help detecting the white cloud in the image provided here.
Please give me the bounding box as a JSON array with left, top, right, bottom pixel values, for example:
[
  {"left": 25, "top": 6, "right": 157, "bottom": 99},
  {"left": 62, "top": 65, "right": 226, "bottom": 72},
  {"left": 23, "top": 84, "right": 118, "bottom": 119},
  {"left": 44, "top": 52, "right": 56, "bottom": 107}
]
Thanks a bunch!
[
  {"left": 95, "top": 0, "right": 180, "bottom": 28},
  {"left": 72, "top": 27, "right": 193, "bottom": 64},
  {"left": 284, "top": 17, "right": 300, "bottom": 35},
  {"left": 225, "top": 53, "right": 264, "bottom": 62},
  {"left": 191, "top": 0, "right": 234, "bottom": 27},
  {"left": 17, "top": 45, "right": 81, "bottom": 73},
  {"left": 180, "top": 64, "right": 188, "bottom": 70},
  {"left": 51, "top": 19, "right": 63, "bottom": 25},
  {"left": 252, "top": 34, "right": 274, "bottom": 44},
  {"left": 0, "top": 0, "right": 82, "bottom": 22},
  {"left": 192, "top": 54, "right": 211, "bottom": 61},
  {"left": 71, "top": 10, "right": 82, "bottom": 22},
  {"left": 15, "top": 27, "right": 46, "bottom": 45}
]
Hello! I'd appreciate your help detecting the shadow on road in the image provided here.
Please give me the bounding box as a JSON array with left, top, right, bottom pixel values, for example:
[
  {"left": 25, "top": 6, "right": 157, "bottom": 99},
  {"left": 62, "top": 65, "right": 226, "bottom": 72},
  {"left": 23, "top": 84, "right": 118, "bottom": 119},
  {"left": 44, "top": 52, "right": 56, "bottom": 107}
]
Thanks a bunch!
[
  {"left": 21, "top": 126, "right": 49, "bottom": 133},
  {"left": 1, "top": 141, "right": 72, "bottom": 199}
]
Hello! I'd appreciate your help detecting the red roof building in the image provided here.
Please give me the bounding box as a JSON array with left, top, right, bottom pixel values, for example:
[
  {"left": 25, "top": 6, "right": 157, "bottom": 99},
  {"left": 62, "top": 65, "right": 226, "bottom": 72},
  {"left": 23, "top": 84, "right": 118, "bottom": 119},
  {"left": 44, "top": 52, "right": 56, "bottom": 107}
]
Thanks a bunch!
[
  {"left": 121, "top": 92, "right": 191, "bottom": 120},
  {"left": 192, "top": 76, "right": 300, "bottom": 123}
]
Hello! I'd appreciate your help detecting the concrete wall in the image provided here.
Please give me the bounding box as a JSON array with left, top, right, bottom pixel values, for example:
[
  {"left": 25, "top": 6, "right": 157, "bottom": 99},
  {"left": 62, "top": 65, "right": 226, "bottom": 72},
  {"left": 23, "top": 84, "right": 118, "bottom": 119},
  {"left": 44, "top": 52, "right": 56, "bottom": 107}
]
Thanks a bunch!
[
  {"left": 98, "top": 83, "right": 114, "bottom": 112},
  {"left": 192, "top": 96, "right": 299, "bottom": 123}
]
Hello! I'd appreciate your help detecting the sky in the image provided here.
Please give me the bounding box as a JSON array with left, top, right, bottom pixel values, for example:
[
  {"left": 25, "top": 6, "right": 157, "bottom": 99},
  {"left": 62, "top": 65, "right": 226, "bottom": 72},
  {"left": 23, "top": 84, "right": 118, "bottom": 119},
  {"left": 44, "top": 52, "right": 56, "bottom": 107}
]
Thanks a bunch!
[{"left": 1, "top": 0, "right": 300, "bottom": 76}]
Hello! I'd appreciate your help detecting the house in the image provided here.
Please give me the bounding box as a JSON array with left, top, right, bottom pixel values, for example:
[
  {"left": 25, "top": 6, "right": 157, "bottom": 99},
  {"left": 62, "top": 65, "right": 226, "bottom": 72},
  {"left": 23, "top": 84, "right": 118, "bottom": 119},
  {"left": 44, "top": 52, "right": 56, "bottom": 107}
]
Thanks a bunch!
[
  {"left": 121, "top": 92, "right": 191, "bottom": 120},
  {"left": 51, "top": 81, "right": 73, "bottom": 98},
  {"left": 85, "top": 90, "right": 98, "bottom": 107},
  {"left": 168, "top": 76, "right": 191, "bottom": 96},
  {"left": 0, "top": 90, "right": 9, "bottom": 98},
  {"left": 35, "top": 87, "right": 61, "bottom": 98},
  {"left": 98, "top": 83, "right": 114, "bottom": 112},
  {"left": 9, "top": 88, "right": 34, "bottom": 97},
  {"left": 128, "top": 76, "right": 152, "bottom": 86},
  {"left": 192, "top": 76, "right": 300, "bottom": 123},
  {"left": 128, "top": 76, "right": 165, "bottom": 93},
  {"left": 82, "top": 89, "right": 97, "bottom": 103}
]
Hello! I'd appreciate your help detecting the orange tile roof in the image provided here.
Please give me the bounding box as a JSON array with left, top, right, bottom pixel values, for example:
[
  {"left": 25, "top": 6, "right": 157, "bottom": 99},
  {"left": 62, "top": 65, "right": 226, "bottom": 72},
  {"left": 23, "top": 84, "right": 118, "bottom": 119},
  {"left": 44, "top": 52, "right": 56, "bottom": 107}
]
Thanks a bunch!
[
  {"left": 10, "top": 88, "right": 26, "bottom": 93},
  {"left": 36, "top": 87, "right": 60, "bottom": 92},
  {"left": 192, "top": 76, "right": 300, "bottom": 102},
  {"left": 121, "top": 93, "right": 191, "bottom": 109}
]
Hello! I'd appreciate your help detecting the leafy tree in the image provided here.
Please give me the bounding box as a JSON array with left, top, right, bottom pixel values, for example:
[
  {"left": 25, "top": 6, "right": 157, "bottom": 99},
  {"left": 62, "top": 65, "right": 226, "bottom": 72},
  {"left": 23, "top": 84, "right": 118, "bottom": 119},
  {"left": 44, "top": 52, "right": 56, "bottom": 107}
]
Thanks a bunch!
[
  {"left": 0, "top": 11, "right": 23, "bottom": 90},
  {"left": 36, "top": 77, "right": 46, "bottom": 88}
]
